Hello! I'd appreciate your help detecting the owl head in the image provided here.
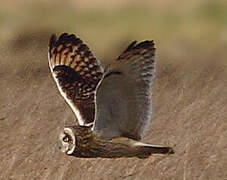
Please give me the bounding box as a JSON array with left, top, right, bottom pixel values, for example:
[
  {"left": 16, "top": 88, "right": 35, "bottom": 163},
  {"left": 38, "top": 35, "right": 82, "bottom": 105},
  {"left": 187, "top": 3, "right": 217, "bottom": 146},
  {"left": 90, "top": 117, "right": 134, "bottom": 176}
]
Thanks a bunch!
[{"left": 58, "top": 127, "right": 76, "bottom": 155}]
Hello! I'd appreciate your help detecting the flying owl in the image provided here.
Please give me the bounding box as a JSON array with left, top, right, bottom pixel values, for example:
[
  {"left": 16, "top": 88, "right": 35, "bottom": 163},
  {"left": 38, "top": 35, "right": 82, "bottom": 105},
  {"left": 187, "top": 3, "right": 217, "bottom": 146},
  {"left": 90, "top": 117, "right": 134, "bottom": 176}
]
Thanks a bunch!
[{"left": 48, "top": 33, "right": 174, "bottom": 158}]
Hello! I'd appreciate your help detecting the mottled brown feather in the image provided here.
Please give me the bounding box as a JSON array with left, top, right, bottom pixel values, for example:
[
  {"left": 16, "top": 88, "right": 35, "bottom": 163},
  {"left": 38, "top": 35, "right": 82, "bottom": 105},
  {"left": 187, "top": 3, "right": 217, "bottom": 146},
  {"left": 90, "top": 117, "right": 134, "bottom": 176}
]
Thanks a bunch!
[{"left": 48, "top": 33, "right": 104, "bottom": 125}]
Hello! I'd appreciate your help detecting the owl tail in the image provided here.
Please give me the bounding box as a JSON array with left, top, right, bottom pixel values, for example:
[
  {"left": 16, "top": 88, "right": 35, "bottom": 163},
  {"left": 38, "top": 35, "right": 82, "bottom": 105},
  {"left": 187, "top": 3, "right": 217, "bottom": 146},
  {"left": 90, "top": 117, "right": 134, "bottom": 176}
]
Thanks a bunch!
[
  {"left": 99, "top": 137, "right": 175, "bottom": 159},
  {"left": 132, "top": 141, "right": 174, "bottom": 158}
]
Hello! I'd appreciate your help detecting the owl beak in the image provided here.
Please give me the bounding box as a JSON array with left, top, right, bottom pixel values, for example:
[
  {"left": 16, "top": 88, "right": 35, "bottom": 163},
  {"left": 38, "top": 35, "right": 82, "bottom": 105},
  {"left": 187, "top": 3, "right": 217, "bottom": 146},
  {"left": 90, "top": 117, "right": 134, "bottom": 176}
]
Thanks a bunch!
[{"left": 57, "top": 139, "right": 64, "bottom": 151}]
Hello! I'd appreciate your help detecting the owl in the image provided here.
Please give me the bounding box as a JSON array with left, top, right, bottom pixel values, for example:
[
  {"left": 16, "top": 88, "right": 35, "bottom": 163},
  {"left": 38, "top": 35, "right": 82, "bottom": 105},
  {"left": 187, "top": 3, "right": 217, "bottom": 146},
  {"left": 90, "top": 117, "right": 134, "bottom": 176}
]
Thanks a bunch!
[{"left": 48, "top": 33, "right": 174, "bottom": 158}]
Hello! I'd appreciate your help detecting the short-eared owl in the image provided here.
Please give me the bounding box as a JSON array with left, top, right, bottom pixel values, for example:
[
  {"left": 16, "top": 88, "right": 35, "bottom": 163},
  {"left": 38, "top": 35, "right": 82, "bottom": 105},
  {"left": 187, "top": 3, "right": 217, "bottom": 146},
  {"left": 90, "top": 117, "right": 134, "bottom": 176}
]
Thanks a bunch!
[{"left": 48, "top": 33, "right": 174, "bottom": 158}]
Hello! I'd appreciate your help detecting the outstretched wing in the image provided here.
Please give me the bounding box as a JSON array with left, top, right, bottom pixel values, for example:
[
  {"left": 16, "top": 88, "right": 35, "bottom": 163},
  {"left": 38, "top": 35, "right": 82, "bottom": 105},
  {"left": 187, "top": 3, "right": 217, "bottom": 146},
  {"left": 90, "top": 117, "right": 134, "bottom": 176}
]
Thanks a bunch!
[
  {"left": 93, "top": 40, "right": 155, "bottom": 140},
  {"left": 48, "top": 33, "right": 104, "bottom": 126}
]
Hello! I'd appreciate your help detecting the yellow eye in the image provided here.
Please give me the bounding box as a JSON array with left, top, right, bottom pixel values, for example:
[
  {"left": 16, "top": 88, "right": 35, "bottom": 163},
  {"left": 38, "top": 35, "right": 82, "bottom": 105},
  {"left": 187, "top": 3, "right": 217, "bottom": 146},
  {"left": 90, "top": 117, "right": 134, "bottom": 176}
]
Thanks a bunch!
[{"left": 63, "top": 136, "right": 69, "bottom": 142}]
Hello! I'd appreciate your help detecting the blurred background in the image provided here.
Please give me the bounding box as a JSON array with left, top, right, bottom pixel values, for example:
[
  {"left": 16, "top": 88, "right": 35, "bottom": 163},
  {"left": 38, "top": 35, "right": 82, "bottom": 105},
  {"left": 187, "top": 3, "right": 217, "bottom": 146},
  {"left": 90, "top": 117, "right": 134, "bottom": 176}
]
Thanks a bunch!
[{"left": 0, "top": 0, "right": 226, "bottom": 179}]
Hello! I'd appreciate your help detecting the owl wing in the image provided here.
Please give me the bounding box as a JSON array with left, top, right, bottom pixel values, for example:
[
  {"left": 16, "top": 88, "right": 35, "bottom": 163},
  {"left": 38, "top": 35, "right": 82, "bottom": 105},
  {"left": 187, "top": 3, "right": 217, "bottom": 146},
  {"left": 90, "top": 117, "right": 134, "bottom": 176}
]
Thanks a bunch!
[
  {"left": 48, "top": 33, "right": 104, "bottom": 126},
  {"left": 93, "top": 40, "right": 156, "bottom": 140}
]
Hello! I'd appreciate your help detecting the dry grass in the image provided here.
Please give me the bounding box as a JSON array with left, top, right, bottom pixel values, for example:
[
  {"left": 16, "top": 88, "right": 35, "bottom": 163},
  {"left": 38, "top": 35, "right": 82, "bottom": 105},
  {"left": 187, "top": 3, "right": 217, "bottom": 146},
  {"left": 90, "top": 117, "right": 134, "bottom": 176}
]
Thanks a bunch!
[{"left": 0, "top": 1, "right": 226, "bottom": 179}]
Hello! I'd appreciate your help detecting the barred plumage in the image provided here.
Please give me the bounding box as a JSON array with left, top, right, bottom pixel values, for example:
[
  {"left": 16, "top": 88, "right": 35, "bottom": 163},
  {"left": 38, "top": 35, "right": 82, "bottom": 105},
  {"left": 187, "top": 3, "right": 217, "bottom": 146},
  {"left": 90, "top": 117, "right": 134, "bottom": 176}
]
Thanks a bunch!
[
  {"left": 49, "top": 33, "right": 174, "bottom": 158},
  {"left": 48, "top": 33, "right": 104, "bottom": 125}
]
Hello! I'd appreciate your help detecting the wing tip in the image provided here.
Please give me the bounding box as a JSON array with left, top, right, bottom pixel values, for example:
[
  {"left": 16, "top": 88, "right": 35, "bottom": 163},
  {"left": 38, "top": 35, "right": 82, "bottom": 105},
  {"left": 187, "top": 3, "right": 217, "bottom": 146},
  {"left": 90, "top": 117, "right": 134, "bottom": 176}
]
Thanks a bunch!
[
  {"left": 49, "top": 33, "right": 57, "bottom": 50},
  {"left": 49, "top": 33, "right": 81, "bottom": 49},
  {"left": 124, "top": 40, "right": 137, "bottom": 52},
  {"left": 118, "top": 40, "right": 155, "bottom": 60},
  {"left": 125, "top": 40, "right": 155, "bottom": 51},
  {"left": 48, "top": 32, "right": 81, "bottom": 68},
  {"left": 135, "top": 40, "right": 155, "bottom": 50}
]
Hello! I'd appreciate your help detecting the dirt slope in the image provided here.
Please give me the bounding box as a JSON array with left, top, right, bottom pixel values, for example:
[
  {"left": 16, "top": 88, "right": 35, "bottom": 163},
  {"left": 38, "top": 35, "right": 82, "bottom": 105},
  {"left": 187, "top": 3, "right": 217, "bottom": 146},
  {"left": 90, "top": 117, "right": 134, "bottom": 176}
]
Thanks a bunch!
[{"left": 0, "top": 36, "right": 226, "bottom": 180}]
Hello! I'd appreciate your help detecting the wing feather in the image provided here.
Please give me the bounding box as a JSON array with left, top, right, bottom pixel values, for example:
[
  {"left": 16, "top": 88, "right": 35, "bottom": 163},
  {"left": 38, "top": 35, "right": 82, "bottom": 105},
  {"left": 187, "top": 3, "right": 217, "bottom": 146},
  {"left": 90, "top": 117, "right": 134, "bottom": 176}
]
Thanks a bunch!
[
  {"left": 48, "top": 33, "right": 104, "bottom": 126},
  {"left": 94, "top": 40, "right": 155, "bottom": 140}
]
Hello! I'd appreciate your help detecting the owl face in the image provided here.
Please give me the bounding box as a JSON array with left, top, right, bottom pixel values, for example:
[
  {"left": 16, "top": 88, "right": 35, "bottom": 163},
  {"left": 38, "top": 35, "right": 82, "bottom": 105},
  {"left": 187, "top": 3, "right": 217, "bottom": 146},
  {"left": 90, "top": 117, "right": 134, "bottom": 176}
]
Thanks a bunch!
[{"left": 58, "top": 128, "right": 76, "bottom": 155}]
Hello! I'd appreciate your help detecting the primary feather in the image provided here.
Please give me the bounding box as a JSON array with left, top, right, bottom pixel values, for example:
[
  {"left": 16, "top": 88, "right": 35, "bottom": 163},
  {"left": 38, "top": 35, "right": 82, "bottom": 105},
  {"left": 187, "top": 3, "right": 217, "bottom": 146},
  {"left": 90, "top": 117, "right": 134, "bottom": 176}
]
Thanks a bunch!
[{"left": 48, "top": 33, "right": 104, "bottom": 126}]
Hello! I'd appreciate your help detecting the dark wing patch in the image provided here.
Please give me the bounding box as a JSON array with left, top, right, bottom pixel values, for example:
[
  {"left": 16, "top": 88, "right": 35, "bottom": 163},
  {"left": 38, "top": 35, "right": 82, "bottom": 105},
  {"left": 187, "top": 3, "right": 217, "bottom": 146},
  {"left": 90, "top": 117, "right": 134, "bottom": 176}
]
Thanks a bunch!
[
  {"left": 48, "top": 33, "right": 104, "bottom": 126},
  {"left": 117, "top": 40, "right": 155, "bottom": 62}
]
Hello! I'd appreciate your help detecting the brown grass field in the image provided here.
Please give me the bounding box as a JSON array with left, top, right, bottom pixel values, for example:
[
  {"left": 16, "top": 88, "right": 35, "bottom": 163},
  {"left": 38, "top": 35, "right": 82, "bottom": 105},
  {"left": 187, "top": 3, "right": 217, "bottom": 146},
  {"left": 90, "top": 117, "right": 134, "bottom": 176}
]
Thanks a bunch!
[{"left": 0, "top": 0, "right": 226, "bottom": 179}]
